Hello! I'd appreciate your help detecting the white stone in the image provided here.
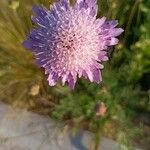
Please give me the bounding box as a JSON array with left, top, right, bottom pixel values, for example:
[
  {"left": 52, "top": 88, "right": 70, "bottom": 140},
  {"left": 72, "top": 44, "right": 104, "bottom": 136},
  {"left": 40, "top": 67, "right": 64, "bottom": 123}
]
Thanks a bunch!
[{"left": 0, "top": 102, "right": 141, "bottom": 150}]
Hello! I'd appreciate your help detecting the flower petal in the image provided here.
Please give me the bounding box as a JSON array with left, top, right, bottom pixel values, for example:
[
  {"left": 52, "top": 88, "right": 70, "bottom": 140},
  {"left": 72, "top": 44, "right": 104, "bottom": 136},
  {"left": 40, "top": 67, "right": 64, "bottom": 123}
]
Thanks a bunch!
[
  {"left": 75, "top": 0, "right": 97, "bottom": 16},
  {"left": 47, "top": 72, "right": 58, "bottom": 86}
]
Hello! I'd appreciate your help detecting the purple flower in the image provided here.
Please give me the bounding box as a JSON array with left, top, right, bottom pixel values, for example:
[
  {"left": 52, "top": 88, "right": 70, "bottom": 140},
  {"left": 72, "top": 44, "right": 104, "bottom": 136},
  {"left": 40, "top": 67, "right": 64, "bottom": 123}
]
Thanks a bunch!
[{"left": 23, "top": 0, "right": 123, "bottom": 89}]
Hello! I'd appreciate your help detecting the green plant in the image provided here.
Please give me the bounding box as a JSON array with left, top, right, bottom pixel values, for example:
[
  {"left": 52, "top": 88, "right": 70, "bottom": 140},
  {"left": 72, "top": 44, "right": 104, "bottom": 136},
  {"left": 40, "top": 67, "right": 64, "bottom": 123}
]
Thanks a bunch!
[{"left": 0, "top": 0, "right": 149, "bottom": 149}]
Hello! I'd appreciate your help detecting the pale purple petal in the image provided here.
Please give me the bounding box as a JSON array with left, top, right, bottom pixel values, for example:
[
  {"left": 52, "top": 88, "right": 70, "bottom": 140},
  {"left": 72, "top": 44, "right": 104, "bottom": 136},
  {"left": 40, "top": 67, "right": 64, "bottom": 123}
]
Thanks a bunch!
[
  {"left": 48, "top": 72, "right": 58, "bottom": 86},
  {"left": 75, "top": 0, "right": 97, "bottom": 16},
  {"left": 92, "top": 67, "right": 102, "bottom": 83}
]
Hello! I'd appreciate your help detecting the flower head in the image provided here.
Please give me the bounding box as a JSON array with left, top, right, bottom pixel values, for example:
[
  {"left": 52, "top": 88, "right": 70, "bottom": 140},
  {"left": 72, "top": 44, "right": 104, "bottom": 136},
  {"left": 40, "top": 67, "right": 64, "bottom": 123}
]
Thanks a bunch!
[
  {"left": 95, "top": 101, "right": 107, "bottom": 116},
  {"left": 23, "top": 0, "right": 123, "bottom": 89}
]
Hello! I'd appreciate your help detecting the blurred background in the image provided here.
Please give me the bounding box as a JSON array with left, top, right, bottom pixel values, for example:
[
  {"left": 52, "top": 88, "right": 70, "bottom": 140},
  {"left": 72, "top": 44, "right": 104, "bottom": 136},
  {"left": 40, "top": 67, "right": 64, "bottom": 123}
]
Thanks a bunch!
[{"left": 0, "top": 0, "right": 149, "bottom": 149}]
